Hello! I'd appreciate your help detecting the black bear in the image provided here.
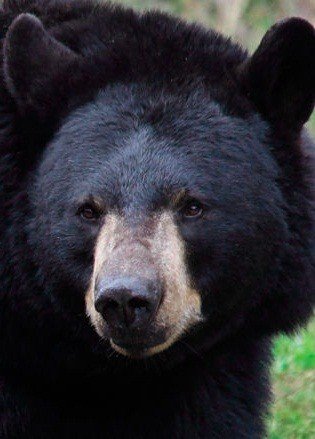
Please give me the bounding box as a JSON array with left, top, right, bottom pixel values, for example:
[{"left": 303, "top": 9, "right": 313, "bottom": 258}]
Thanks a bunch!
[{"left": 0, "top": 0, "right": 314, "bottom": 438}]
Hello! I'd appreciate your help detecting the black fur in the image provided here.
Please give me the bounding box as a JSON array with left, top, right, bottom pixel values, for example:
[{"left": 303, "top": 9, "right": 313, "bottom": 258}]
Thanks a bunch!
[{"left": 0, "top": 1, "right": 314, "bottom": 438}]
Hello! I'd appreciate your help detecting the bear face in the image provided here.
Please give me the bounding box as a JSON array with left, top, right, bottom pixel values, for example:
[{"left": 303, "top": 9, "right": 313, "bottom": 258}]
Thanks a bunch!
[
  {"left": 26, "top": 84, "right": 290, "bottom": 358},
  {"left": 0, "top": 4, "right": 314, "bottom": 368}
]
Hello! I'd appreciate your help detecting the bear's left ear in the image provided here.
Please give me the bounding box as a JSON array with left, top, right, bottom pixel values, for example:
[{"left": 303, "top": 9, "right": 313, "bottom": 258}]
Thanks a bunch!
[
  {"left": 239, "top": 18, "right": 315, "bottom": 131},
  {"left": 3, "top": 13, "right": 80, "bottom": 117}
]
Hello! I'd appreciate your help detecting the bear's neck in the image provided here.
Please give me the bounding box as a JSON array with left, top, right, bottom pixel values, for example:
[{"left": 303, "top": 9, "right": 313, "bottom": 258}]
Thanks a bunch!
[{"left": 1, "top": 334, "right": 271, "bottom": 438}]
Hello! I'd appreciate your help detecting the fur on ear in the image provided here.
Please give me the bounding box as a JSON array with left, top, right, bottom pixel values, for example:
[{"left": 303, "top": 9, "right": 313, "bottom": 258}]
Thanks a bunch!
[
  {"left": 3, "top": 13, "right": 80, "bottom": 114},
  {"left": 240, "top": 18, "right": 315, "bottom": 131}
]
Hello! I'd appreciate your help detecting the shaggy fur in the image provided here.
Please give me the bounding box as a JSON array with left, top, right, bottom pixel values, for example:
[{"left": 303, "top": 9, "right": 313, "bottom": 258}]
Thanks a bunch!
[{"left": 0, "top": 1, "right": 314, "bottom": 438}]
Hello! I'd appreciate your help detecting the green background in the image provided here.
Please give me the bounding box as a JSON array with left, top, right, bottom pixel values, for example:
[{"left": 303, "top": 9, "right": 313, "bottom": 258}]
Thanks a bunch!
[{"left": 112, "top": 1, "right": 315, "bottom": 437}]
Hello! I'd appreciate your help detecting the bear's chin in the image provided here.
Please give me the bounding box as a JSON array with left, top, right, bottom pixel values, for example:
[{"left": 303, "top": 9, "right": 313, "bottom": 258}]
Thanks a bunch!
[{"left": 110, "top": 333, "right": 181, "bottom": 359}]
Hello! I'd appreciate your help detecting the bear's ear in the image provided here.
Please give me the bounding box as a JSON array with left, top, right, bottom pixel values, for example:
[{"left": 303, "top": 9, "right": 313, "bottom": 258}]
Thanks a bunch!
[
  {"left": 3, "top": 13, "right": 80, "bottom": 116},
  {"left": 239, "top": 18, "right": 315, "bottom": 131}
]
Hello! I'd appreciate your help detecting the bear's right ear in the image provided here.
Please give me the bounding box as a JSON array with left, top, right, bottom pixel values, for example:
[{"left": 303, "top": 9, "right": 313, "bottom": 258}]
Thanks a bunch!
[
  {"left": 3, "top": 13, "right": 80, "bottom": 116},
  {"left": 239, "top": 18, "right": 315, "bottom": 131}
]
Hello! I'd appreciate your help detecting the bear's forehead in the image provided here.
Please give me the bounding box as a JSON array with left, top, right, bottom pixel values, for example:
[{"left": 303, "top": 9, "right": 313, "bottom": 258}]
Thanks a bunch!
[
  {"left": 51, "top": 83, "right": 263, "bottom": 156},
  {"left": 37, "top": 83, "right": 277, "bottom": 203}
]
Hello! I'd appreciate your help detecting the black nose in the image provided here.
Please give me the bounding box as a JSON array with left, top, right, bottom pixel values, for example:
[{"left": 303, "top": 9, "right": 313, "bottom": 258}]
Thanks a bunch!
[{"left": 95, "top": 277, "right": 162, "bottom": 332}]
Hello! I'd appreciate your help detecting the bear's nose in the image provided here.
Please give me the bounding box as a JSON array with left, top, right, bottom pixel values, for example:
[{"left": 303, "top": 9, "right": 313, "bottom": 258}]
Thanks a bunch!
[{"left": 94, "top": 277, "right": 162, "bottom": 332}]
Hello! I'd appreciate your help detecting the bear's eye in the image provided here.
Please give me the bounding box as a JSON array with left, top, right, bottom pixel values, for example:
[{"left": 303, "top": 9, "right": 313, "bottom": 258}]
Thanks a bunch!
[
  {"left": 182, "top": 200, "right": 204, "bottom": 219},
  {"left": 78, "top": 203, "right": 102, "bottom": 221}
]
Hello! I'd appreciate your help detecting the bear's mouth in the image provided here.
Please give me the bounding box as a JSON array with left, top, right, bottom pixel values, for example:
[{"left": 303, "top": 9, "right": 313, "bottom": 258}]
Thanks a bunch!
[
  {"left": 108, "top": 328, "right": 171, "bottom": 358},
  {"left": 110, "top": 332, "right": 181, "bottom": 358}
]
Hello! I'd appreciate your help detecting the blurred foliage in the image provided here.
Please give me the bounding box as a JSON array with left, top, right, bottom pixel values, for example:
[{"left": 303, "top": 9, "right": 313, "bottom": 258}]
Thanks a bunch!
[
  {"left": 115, "top": 0, "right": 315, "bottom": 48},
  {"left": 115, "top": 0, "right": 315, "bottom": 135}
]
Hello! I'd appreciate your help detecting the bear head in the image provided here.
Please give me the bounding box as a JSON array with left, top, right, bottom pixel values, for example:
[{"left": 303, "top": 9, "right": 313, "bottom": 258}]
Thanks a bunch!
[{"left": 1, "top": 5, "right": 314, "bottom": 364}]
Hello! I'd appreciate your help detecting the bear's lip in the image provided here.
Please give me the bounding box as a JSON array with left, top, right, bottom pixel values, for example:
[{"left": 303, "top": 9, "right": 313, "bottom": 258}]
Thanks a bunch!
[
  {"left": 109, "top": 332, "right": 166, "bottom": 357},
  {"left": 110, "top": 340, "right": 151, "bottom": 358},
  {"left": 110, "top": 331, "right": 181, "bottom": 358},
  {"left": 107, "top": 326, "right": 168, "bottom": 357}
]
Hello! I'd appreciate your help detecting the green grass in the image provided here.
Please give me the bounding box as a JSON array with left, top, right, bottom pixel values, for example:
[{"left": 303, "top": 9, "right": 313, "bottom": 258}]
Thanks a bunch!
[
  {"left": 268, "top": 320, "right": 315, "bottom": 438},
  {"left": 308, "top": 115, "right": 315, "bottom": 138}
]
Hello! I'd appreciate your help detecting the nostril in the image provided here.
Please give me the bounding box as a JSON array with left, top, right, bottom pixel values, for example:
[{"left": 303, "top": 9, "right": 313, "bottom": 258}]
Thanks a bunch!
[
  {"left": 124, "top": 296, "right": 151, "bottom": 328},
  {"left": 104, "top": 297, "right": 120, "bottom": 310},
  {"left": 128, "top": 297, "right": 150, "bottom": 311},
  {"left": 95, "top": 296, "right": 119, "bottom": 314}
]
